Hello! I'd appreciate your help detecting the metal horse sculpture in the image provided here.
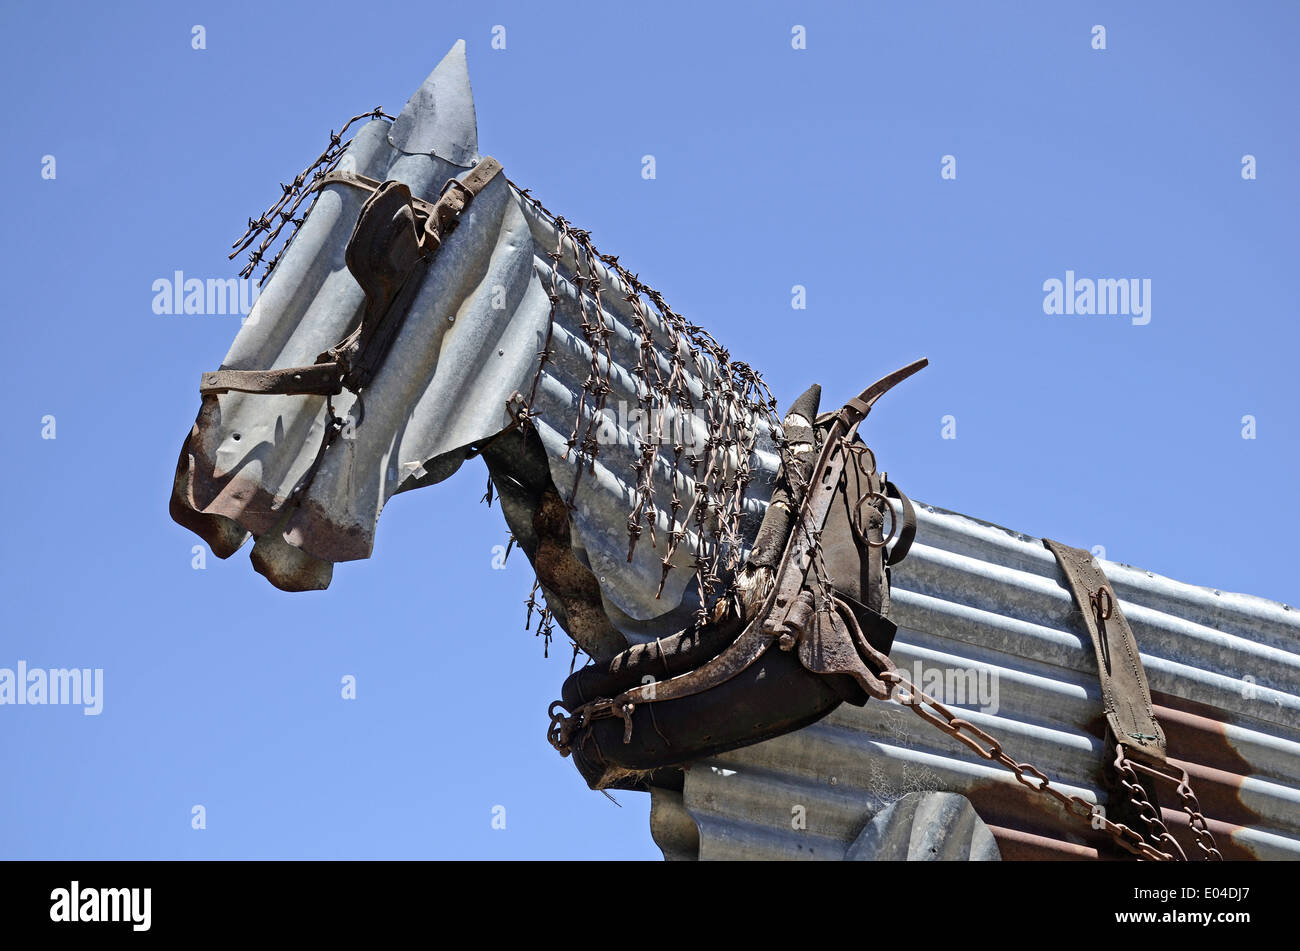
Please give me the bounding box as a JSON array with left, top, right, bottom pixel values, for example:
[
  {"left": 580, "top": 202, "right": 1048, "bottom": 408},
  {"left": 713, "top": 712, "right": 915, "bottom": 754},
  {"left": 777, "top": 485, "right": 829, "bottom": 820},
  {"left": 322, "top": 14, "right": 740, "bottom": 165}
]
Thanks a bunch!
[{"left": 171, "top": 44, "right": 1299, "bottom": 861}]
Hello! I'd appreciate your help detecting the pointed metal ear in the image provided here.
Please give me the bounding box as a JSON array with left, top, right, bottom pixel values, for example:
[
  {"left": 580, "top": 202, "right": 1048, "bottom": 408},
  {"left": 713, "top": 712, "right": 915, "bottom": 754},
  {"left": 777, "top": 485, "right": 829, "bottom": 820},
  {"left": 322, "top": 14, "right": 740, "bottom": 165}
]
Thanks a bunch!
[{"left": 389, "top": 39, "right": 481, "bottom": 167}]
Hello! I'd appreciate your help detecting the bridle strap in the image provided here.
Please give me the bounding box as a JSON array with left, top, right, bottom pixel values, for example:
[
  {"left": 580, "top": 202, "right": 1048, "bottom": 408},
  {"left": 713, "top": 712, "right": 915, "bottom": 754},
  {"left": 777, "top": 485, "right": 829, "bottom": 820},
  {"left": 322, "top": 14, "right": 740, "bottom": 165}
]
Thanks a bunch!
[{"left": 199, "top": 157, "right": 504, "bottom": 399}]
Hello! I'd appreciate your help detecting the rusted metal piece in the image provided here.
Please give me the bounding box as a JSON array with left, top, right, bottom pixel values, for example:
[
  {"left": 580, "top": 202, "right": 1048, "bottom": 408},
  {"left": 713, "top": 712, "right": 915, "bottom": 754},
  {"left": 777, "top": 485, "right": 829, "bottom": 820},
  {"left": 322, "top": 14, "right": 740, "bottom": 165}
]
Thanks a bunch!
[
  {"left": 795, "top": 596, "right": 893, "bottom": 700},
  {"left": 983, "top": 824, "right": 1103, "bottom": 861},
  {"left": 1118, "top": 746, "right": 1223, "bottom": 859}
]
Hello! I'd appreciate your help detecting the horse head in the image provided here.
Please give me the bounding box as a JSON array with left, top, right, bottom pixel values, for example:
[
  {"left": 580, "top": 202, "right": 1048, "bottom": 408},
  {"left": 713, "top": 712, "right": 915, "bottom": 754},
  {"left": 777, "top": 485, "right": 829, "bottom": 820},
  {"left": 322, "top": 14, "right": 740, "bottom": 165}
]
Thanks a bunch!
[{"left": 170, "top": 41, "right": 792, "bottom": 665}]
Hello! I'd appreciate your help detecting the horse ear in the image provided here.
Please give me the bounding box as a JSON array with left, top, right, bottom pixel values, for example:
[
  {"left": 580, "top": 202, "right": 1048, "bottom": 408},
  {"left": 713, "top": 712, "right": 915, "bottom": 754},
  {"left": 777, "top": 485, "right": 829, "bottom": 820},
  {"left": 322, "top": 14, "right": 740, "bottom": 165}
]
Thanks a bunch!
[
  {"left": 784, "top": 384, "right": 821, "bottom": 428},
  {"left": 388, "top": 39, "right": 481, "bottom": 167}
]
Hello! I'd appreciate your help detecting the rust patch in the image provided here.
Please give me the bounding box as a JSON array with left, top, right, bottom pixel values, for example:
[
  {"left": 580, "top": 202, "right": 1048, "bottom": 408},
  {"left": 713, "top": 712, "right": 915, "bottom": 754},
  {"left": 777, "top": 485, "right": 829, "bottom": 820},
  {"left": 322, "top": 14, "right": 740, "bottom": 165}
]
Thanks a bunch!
[
  {"left": 1154, "top": 689, "right": 1260, "bottom": 859},
  {"left": 965, "top": 778, "right": 1103, "bottom": 861},
  {"left": 1154, "top": 691, "right": 1258, "bottom": 776},
  {"left": 984, "top": 823, "right": 1104, "bottom": 861}
]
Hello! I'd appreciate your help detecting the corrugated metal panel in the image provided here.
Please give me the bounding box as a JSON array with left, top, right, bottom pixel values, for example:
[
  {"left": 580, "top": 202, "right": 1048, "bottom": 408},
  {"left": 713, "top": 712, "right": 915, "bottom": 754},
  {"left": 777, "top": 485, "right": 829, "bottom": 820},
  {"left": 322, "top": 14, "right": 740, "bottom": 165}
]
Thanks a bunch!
[
  {"left": 651, "top": 502, "right": 1300, "bottom": 860},
  {"left": 171, "top": 46, "right": 781, "bottom": 629}
]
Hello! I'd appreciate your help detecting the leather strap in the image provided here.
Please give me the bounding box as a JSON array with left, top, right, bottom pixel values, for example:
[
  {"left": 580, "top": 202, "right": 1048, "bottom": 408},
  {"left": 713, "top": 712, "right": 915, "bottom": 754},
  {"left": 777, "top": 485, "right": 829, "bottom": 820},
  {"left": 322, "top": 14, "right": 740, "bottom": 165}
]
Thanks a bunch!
[
  {"left": 1043, "top": 539, "right": 1166, "bottom": 763},
  {"left": 200, "top": 157, "right": 504, "bottom": 398},
  {"left": 883, "top": 479, "right": 916, "bottom": 567}
]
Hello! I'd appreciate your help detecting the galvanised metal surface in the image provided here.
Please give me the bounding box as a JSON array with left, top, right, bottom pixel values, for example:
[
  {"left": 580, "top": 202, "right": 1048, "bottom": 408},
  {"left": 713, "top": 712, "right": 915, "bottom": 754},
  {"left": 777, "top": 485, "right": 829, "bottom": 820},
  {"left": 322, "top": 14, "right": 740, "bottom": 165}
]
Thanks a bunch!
[
  {"left": 651, "top": 502, "right": 1300, "bottom": 860},
  {"left": 171, "top": 43, "right": 780, "bottom": 631}
]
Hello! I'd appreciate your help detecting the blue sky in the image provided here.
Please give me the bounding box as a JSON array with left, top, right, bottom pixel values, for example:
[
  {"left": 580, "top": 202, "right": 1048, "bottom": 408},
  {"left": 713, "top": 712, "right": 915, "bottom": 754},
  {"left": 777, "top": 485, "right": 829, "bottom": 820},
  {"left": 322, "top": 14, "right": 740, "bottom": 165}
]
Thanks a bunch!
[{"left": 0, "top": 1, "right": 1295, "bottom": 859}]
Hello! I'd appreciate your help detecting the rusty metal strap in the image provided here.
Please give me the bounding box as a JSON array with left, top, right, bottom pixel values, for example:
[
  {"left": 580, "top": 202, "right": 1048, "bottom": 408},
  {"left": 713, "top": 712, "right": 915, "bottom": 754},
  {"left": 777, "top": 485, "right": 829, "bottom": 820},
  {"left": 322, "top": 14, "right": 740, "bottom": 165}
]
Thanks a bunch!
[
  {"left": 315, "top": 168, "right": 419, "bottom": 204},
  {"left": 315, "top": 158, "right": 503, "bottom": 240},
  {"left": 199, "top": 363, "right": 345, "bottom": 397},
  {"left": 1043, "top": 539, "right": 1166, "bottom": 762}
]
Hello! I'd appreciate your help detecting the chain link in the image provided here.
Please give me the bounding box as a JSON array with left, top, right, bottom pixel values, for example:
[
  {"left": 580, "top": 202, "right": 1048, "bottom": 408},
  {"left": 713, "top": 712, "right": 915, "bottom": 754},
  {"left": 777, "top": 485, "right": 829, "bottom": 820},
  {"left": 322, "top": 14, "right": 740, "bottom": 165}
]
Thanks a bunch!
[
  {"left": 1113, "top": 746, "right": 1188, "bottom": 860},
  {"left": 1122, "top": 747, "right": 1224, "bottom": 861}
]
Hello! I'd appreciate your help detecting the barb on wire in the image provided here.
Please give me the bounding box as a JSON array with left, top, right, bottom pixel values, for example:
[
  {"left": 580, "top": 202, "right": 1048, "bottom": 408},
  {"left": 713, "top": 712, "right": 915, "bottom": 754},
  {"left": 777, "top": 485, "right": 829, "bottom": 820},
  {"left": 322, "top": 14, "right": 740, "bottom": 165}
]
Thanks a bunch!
[
  {"left": 231, "top": 107, "right": 395, "bottom": 284},
  {"left": 509, "top": 182, "right": 809, "bottom": 645}
]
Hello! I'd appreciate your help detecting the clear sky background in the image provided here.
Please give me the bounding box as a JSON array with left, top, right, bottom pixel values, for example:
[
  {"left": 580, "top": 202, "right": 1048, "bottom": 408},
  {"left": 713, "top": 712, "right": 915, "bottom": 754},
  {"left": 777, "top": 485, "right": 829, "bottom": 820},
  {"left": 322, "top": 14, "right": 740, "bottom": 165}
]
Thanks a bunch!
[{"left": 0, "top": 1, "right": 1295, "bottom": 859}]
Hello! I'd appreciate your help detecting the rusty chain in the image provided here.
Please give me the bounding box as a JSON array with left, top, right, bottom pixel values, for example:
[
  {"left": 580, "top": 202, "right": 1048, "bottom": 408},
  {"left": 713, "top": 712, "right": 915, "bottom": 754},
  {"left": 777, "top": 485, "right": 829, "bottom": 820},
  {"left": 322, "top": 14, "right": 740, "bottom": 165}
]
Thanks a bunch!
[
  {"left": 1113, "top": 745, "right": 1188, "bottom": 859},
  {"left": 1120, "top": 745, "right": 1225, "bottom": 860},
  {"left": 1180, "top": 781, "right": 1226, "bottom": 860},
  {"left": 879, "top": 668, "right": 1222, "bottom": 861}
]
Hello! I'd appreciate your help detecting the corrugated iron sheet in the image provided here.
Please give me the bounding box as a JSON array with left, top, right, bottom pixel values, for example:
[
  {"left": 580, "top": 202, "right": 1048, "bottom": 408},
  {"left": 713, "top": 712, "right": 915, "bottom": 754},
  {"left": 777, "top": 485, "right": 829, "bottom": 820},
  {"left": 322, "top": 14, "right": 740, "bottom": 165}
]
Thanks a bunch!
[
  {"left": 650, "top": 502, "right": 1300, "bottom": 860},
  {"left": 169, "top": 45, "right": 1300, "bottom": 859}
]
